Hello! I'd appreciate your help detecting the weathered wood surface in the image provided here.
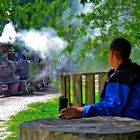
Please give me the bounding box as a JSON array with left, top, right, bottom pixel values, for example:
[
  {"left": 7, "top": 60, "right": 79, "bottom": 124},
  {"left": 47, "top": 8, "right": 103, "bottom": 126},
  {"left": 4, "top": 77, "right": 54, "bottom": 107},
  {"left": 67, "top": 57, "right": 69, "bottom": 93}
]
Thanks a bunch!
[
  {"left": 60, "top": 75, "right": 66, "bottom": 97},
  {"left": 66, "top": 75, "right": 70, "bottom": 105},
  {"left": 61, "top": 72, "right": 108, "bottom": 106},
  {"left": 73, "top": 74, "right": 82, "bottom": 107},
  {"left": 98, "top": 72, "right": 108, "bottom": 95},
  {"left": 85, "top": 73, "right": 95, "bottom": 104},
  {"left": 19, "top": 117, "right": 140, "bottom": 140}
]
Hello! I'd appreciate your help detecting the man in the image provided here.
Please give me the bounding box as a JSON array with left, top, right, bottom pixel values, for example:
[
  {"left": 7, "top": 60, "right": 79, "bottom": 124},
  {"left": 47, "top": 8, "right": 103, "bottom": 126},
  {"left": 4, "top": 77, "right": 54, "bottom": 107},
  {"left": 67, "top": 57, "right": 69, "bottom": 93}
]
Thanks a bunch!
[{"left": 60, "top": 37, "right": 140, "bottom": 120}]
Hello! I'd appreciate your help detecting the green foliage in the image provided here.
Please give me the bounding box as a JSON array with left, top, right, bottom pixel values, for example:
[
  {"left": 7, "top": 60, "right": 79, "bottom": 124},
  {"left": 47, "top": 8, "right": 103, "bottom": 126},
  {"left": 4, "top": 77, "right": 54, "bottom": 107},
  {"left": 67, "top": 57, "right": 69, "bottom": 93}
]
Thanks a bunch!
[
  {"left": 0, "top": 0, "right": 11, "bottom": 20},
  {"left": 0, "top": 0, "right": 16, "bottom": 32},
  {"left": 0, "top": 0, "right": 140, "bottom": 71},
  {"left": 77, "top": 0, "right": 140, "bottom": 70},
  {"left": 0, "top": 0, "right": 71, "bottom": 31},
  {"left": 5, "top": 97, "right": 59, "bottom": 140},
  {"left": 79, "top": 0, "right": 140, "bottom": 61}
]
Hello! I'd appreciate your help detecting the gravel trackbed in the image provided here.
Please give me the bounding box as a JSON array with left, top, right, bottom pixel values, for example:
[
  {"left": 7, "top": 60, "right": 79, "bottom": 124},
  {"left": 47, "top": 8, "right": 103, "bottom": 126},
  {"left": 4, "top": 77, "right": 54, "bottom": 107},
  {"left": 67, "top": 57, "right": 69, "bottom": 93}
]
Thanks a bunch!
[{"left": 0, "top": 84, "right": 59, "bottom": 139}]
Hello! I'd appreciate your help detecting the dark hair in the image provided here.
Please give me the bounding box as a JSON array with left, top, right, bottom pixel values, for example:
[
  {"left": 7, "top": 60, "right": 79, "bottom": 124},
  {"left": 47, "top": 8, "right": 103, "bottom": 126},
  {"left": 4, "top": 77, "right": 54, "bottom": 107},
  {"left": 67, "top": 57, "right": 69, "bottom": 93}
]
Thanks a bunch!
[{"left": 110, "top": 38, "right": 131, "bottom": 60}]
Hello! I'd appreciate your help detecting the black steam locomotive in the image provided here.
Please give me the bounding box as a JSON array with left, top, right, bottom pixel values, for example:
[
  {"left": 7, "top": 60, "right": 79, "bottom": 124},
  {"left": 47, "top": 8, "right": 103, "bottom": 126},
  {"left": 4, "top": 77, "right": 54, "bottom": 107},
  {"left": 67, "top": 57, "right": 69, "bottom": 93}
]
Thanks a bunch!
[{"left": 0, "top": 43, "right": 51, "bottom": 96}]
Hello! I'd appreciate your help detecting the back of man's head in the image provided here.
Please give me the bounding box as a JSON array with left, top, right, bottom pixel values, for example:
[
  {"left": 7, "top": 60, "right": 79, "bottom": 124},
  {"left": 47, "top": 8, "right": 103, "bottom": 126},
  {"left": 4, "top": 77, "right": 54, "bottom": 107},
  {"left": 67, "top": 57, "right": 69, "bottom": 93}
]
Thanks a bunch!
[{"left": 110, "top": 38, "right": 131, "bottom": 61}]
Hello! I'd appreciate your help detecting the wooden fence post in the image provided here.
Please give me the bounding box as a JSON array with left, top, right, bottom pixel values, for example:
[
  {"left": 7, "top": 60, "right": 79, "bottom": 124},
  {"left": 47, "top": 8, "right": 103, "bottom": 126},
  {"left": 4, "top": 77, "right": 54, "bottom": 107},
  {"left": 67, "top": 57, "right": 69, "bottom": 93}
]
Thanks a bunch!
[
  {"left": 61, "top": 72, "right": 108, "bottom": 107},
  {"left": 73, "top": 74, "right": 82, "bottom": 107},
  {"left": 85, "top": 73, "right": 95, "bottom": 104},
  {"left": 98, "top": 72, "right": 108, "bottom": 96},
  {"left": 60, "top": 75, "right": 65, "bottom": 97},
  {"left": 66, "top": 75, "right": 70, "bottom": 106}
]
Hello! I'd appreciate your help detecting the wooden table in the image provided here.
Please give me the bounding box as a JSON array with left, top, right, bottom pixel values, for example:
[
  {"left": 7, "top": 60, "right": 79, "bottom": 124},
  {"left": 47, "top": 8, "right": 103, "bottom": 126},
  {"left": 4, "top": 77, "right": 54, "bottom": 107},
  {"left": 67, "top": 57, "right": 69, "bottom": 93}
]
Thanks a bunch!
[{"left": 19, "top": 116, "right": 140, "bottom": 140}]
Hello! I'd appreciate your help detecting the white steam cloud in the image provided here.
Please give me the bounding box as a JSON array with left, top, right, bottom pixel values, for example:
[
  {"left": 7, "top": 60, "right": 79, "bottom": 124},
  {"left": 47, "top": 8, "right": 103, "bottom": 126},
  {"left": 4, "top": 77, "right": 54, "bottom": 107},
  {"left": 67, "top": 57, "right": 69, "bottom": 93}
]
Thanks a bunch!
[
  {"left": 18, "top": 28, "right": 67, "bottom": 59},
  {"left": 0, "top": 22, "right": 17, "bottom": 43},
  {"left": 0, "top": 22, "right": 67, "bottom": 59}
]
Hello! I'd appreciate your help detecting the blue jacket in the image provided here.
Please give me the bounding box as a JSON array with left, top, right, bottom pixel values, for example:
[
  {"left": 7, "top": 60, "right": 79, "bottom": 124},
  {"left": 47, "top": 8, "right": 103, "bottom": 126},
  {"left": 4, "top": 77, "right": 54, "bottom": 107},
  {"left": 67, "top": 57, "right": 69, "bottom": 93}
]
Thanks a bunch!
[{"left": 83, "top": 59, "right": 140, "bottom": 120}]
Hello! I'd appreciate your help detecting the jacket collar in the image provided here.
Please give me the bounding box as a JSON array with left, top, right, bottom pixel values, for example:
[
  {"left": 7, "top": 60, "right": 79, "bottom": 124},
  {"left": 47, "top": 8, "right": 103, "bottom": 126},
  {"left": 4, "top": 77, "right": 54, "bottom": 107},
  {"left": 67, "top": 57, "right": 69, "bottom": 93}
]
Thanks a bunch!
[{"left": 116, "top": 59, "right": 132, "bottom": 71}]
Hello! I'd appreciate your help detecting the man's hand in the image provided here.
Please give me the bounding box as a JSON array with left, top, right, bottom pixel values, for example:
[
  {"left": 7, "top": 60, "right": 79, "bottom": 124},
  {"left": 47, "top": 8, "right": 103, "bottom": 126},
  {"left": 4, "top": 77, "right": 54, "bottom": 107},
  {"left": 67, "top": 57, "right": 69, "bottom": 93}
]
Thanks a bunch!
[{"left": 59, "top": 106, "right": 84, "bottom": 119}]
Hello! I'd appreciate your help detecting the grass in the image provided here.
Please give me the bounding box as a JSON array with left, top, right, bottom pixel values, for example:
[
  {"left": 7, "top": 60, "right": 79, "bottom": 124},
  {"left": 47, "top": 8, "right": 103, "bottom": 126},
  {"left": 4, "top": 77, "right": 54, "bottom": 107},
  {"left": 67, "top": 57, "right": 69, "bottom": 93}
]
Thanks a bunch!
[{"left": 5, "top": 96, "right": 59, "bottom": 140}]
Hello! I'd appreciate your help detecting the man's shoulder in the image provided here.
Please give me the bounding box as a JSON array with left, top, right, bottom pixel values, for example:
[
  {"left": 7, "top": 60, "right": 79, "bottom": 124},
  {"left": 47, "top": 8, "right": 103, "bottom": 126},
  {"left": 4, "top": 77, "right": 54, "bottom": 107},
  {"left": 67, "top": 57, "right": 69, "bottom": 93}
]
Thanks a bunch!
[
  {"left": 114, "top": 60, "right": 140, "bottom": 77},
  {"left": 108, "top": 67, "right": 140, "bottom": 87},
  {"left": 128, "top": 62, "right": 140, "bottom": 75}
]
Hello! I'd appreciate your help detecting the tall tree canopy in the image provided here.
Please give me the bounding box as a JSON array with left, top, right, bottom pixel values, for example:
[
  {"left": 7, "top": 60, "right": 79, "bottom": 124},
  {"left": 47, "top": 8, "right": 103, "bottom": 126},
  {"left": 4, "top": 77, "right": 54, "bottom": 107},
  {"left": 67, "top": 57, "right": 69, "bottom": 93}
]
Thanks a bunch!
[
  {"left": 0, "top": 0, "right": 139, "bottom": 71},
  {"left": 80, "top": 0, "right": 140, "bottom": 60}
]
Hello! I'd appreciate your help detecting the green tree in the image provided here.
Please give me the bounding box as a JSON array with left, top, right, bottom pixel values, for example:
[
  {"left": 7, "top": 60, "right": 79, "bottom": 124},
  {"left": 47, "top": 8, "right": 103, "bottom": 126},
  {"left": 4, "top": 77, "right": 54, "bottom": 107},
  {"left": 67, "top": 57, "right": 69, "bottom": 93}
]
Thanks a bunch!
[
  {"left": 0, "top": 0, "right": 13, "bottom": 32},
  {"left": 11, "top": 0, "right": 70, "bottom": 30},
  {"left": 80, "top": 0, "right": 140, "bottom": 63}
]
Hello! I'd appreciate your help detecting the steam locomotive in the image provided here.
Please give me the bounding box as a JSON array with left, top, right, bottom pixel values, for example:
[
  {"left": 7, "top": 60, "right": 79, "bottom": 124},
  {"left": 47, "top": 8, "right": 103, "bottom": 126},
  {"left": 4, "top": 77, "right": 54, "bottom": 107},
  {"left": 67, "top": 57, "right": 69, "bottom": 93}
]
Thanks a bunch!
[{"left": 0, "top": 43, "right": 51, "bottom": 96}]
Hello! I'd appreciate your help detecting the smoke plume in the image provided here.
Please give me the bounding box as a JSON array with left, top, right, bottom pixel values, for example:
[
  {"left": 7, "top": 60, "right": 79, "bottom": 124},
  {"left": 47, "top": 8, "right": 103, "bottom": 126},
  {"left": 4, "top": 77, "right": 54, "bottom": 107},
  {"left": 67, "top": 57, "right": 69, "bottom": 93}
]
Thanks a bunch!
[
  {"left": 0, "top": 22, "right": 16, "bottom": 43},
  {"left": 0, "top": 22, "right": 68, "bottom": 59},
  {"left": 18, "top": 28, "right": 67, "bottom": 59}
]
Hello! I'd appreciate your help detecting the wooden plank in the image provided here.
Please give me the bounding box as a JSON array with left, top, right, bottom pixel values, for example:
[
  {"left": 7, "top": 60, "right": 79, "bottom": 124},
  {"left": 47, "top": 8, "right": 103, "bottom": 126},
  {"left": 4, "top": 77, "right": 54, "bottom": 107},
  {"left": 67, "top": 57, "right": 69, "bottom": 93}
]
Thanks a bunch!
[
  {"left": 66, "top": 75, "right": 70, "bottom": 106},
  {"left": 98, "top": 72, "right": 108, "bottom": 96},
  {"left": 60, "top": 75, "right": 65, "bottom": 97},
  {"left": 85, "top": 73, "right": 95, "bottom": 104},
  {"left": 73, "top": 74, "right": 82, "bottom": 107}
]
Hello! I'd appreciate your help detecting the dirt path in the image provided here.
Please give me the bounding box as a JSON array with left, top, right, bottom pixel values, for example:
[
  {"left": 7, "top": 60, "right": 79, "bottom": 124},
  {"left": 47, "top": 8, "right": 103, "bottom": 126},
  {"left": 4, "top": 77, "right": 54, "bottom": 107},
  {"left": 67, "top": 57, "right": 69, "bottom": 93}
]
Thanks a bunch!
[{"left": 0, "top": 84, "right": 60, "bottom": 140}]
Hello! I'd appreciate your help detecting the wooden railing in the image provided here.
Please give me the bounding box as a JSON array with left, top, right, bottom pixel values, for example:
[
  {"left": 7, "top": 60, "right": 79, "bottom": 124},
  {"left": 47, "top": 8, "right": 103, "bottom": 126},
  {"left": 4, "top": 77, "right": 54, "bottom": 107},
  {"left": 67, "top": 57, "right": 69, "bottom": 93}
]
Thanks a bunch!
[{"left": 60, "top": 72, "right": 108, "bottom": 107}]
